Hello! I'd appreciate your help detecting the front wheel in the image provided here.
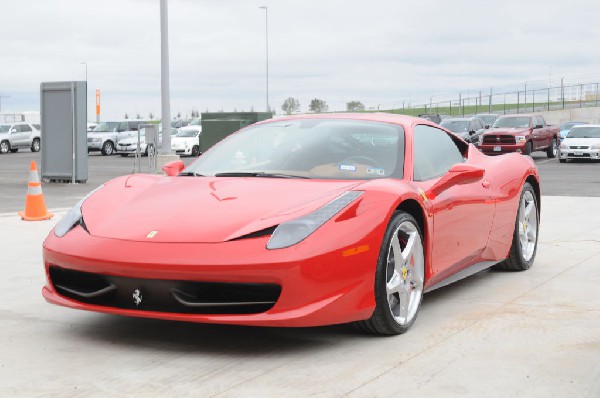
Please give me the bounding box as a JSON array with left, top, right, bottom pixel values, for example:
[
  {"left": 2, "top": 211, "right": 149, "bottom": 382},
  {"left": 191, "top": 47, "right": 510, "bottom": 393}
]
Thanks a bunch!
[
  {"left": 101, "top": 141, "right": 115, "bottom": 156},
  {"left": 191, "top": 145, "right": 200, "bottom": 157},
  {"left": 354, "top": 211, "right": 425, "bottom": 335},
  {"left": 546, "top": 138, "right": 558, "bottom": 158},
  {"left": 31, "top": 138, "right": 40, "bottom": 152},
  {"left": 494, "top": 182, "right": 539, "bottom": 271},
  {"left": 523, "top": 141, "right": 533, "bottom": 156}
]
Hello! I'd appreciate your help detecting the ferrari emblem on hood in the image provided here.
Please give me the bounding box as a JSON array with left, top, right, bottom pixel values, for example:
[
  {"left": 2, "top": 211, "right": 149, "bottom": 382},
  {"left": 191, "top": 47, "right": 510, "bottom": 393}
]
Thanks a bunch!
[{"left": 132, "top": 289, "right": 143, "bottom": 306}]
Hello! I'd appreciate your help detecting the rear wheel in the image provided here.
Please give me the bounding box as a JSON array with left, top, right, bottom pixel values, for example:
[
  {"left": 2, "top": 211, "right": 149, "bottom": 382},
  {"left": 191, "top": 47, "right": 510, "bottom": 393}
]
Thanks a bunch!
[
  {"left": 145, "top": 144, "right": 156, "bottom": 157},
  {"left": 494, "top": 183, "right": 538, "bottom": 271},
  {"left": 354, "top": 211, "right": 425, "bottom": 335},
  {"left": 0, "top": 141, "right": 10, "bottom": 154},
  {"left": 31, "top": 138, "right": 40, "bottom": 152},
  {"left": 101, "top": 141, "right": 115, "bottom": 156},
  {"left": 546, "top": 138, "right": 558, "bottom": 158}
]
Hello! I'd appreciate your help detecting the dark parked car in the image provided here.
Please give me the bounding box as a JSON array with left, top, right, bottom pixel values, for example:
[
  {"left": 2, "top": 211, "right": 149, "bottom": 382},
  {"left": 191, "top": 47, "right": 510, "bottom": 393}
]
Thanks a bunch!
[
  {"left": 474, "top": 114, "right": 499, "bottom": 129},
  {"left": 440, "top": 117, "right": 485, "bottom": 144}
]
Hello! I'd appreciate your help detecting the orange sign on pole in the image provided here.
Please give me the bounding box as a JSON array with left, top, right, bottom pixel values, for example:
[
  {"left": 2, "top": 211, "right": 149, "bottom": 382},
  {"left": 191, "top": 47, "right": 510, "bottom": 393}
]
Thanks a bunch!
[{"left": 95, "top": 90, "right": 101, "bottom": 116}]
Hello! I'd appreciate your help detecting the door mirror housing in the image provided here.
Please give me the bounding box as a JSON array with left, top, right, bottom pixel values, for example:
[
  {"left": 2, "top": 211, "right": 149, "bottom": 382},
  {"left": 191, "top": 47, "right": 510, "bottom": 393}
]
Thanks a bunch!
[
  {"left": 426, "top": 163, "right": 485, "bottom": 200},
  {"left": 10, "top": 128, "right": 17, "bottom": 134},
  {"left": 162, "top": 160, "right": 185, "bottom": 176}
]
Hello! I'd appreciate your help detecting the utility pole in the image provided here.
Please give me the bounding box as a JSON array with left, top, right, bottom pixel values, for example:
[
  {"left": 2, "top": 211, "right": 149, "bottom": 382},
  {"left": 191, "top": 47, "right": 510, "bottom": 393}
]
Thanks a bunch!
[
  {"left": 160, "top": 0, "right": 172, "bottom": 155},
  {"left": 0, "top": 94, "right": 9, "bottom": 112}
]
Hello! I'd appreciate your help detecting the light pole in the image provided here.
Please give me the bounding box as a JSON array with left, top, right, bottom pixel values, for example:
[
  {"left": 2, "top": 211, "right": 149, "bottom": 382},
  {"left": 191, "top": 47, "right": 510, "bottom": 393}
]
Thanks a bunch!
[
  {"left": 80, "top": 62, "right": 87, "bottom": 82},
  {"left": 160, "top": 0, "right": 172, "bottom": 155},
  {"left": 259, "top": 6, "right": 269, "bottom": 113}
]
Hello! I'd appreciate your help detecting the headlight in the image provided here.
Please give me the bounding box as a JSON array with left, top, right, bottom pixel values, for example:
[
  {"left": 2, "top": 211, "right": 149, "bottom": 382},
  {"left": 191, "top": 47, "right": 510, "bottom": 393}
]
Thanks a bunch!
[
  {"left": 516, "top": 136, "right": 526, "bottom": 143},
  {"left": 560, "top": 143, "right": 569, "bottom": 150},
  {"left": 54, "top": 185, "right": 104, "bottom": 237},
  {"left": 266, "top": 191, "right": 363, "bottom": 249}
]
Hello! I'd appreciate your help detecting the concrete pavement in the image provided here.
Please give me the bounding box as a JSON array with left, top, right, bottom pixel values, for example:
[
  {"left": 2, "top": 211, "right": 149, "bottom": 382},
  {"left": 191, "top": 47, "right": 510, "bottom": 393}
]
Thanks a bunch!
[{"left": 0, "top": 196, "right": 598, "bottom": 397}]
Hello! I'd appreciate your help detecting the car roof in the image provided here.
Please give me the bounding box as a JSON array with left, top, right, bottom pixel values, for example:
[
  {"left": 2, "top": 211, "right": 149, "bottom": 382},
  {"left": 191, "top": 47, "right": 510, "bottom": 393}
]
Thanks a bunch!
[
  {"left": 570, "top": 124, "right": 600, "bottom": 128},
  {"left": 441, "top": 117, "right": 471, "bottom": 122}
]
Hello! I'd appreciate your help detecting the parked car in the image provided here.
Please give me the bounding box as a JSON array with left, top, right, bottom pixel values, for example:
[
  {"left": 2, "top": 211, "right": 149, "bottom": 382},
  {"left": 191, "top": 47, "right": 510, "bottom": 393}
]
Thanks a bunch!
[
  {"left": 43, "top": 113, "right": 540, "bottom": 335},
  {"left": 417, "top": 114, "right": 442, "bottom": 124},
  {"left": 558, "top": 121, "right": 589, "bottom": 143},
  {"left": 473, "top": 113, "right": 499, "bottom": 129},
  {"left": 440, "top": 117, "right": 485, "bottom": 145},
  {"left": 171, "top": 127, "right": 201, "bottom": 157},
  {"left": 0, "top": 122, "right": 41, "bottom": 154},
  {"left": 171, "top": 120, "right": 190, "bottom": 130},
  {"left": 558, "top": 125, "right": 600, "bottom": 163},
  {"left": 478, "top": 114, "right": 559, "bottom": 157},
  {"left": 87, "top": 120, "right": 149, "bottom": 155},
  {"left": 116, "top": 126, "right": 178, "bottom": 156}
]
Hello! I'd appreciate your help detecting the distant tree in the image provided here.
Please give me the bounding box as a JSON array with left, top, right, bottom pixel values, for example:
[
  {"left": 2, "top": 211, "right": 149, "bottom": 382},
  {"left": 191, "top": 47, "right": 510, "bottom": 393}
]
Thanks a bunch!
[
  {"left": 250, "top": 105, "right": 255, "bottom": 112},
  {"left": 124, "top": 113, "right": 129, "bottom": 119},
  {"left": 281, "top": 97, "right": 300, "bottom": 115},
  {"left": 136, "top": 113, "right": 142, "bottom": 119},
  {"left": 177, "top": 111, "right": 181, "bottom": 119},
  {"left": 309, "top": 98, "right": 328, "bottom": 113},
  {"left": 346, "top": 101, "right": 365, "bottom": 112},
  {"left": 148, "top": 112, "right": 154, "bottom": 119}
]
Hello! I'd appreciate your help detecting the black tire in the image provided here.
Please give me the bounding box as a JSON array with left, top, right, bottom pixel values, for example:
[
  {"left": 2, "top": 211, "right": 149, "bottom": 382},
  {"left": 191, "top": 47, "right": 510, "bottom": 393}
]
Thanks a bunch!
[
  {"left": 101, "top": 141, "right": 115, "bottom": 156},
  {"left": 0, "top": 140, "right": 10, "bottom": 154},
  {"left": 10, "top": 148, "right": 18, "bottom": 153},
  {"left": 546, "top": 138, "right": 557, "bottom": 158},
  {"left": 559, "top": 159, "right": 566, "bottom": 163},
  {"left": 523, "top": 141, "right": 533, "bottom": 156},
  {"left": 493, "top": 182, "right": 539, "bottom": 271},
  {"left": 191, "top": 145, "right": 200, "bottom": 157},
  {"left": 354, "top": 211, "right": 425, "bottom": 335},
  {"left": 31, "top": 138, "right": 40, "bottom": 152}
]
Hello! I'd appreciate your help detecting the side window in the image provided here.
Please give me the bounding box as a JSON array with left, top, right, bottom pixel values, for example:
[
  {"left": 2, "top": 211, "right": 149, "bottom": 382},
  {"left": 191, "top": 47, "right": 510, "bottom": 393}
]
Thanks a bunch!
[
  {"left": 118, "top": 122, "right": 129, "bottom": 132},
  {"left": 413, "top": 124, "right": 465, "bottom": 182},
  {"left": 21, "top": 124, "right": 32, "bottom": 132},
  {"left": 536, "top": 116, "right": 545, "bottom": 128}
]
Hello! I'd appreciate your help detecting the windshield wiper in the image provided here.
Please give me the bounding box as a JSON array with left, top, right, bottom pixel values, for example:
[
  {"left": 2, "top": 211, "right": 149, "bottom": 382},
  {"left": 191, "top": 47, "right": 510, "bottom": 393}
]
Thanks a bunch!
[
  {"left": 214, "top": 171, "right": 308, "bottom": 179},
  {"left": 178, "top": 171, "right": 204, "bottom": 177}
]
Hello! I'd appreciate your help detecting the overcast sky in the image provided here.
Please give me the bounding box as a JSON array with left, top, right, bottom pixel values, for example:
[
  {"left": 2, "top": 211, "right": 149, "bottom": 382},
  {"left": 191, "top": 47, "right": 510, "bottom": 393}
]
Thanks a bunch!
[{"left": 1, "top": 0, "right": 600, "bottom": 119}]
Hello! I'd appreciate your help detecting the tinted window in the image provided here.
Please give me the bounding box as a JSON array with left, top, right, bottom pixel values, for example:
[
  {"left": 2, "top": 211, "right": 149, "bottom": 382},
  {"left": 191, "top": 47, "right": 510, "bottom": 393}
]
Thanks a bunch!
[
  {"left": 21, "top": 124, "right": 32, "bottom": 132},
  {"left": 413, "top": 124, "right": 464, "bottom": 181}
]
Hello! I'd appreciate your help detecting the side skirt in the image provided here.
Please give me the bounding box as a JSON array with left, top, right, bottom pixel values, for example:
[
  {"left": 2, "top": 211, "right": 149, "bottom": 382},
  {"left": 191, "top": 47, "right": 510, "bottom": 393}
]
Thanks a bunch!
[{"left": 424, "top": 260, "right": 500, "bottom": 293}]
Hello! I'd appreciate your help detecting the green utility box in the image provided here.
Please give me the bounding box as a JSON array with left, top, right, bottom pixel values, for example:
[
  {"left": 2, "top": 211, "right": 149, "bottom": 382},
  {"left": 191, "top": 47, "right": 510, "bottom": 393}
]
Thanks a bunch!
[{"left": 200, "top": 112, "right": 272, "bottom": 152}]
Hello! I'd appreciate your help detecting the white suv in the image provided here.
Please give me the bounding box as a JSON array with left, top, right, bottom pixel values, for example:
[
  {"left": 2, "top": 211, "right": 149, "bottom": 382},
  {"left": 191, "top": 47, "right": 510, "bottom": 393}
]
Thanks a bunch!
[{"left": 0, "top": 123, "right": 41, "bottom": 154}]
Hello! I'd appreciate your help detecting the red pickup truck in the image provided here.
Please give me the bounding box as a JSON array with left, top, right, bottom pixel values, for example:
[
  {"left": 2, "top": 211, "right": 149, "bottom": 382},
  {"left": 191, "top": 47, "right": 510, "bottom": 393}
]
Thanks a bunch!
[{"left": 478, "top": 114, "right": 559, "bottom": 157}]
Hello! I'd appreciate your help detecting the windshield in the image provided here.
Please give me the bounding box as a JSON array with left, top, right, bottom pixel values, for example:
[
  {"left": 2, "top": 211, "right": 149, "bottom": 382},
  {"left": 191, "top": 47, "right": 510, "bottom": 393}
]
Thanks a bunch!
[
  {"left": 476, "top": 115, "right": 496, "bottom": 124},
  {"left": 0, "top": 124, "right": 11, "bottom": 133},
  {"left": 441, "top": 120, "right": 470, "bottom": 133},
  {"left": 93, "top": 122, "right": 120, "bottom": 132},
  {"left": 560, "top": 122, "right": 587, "bottom": 130},
  {"left": 492, "top": 117, "right": 531, "bottom": 128},
  {"left": 567, "top": 127, "right": 600, "bottom": 139},
  {"left": 184, "top": 119, "right": 405, "bottom": 180},
  {"left": 176, "top": 130, "right": 198, "bottom": 137}
]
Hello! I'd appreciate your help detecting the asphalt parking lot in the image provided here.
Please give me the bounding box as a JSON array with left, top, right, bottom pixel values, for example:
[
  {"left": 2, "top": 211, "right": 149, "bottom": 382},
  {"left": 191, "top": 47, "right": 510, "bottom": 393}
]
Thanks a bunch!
[{"left": 0, "top": 149, "right": 599, "bottom": 397}]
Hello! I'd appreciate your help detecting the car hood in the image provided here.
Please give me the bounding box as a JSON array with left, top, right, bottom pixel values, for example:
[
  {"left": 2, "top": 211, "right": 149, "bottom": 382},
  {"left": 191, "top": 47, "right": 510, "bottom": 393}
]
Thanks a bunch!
[
  {"left": 81, "top": 175, "right": 364, "bottom": 243},
  {"left": 562, "top": 137, "right": 600, "bottom": 146},
  {"left": 486, "top": 127, "right": 530, "bottom": 135},
  {"left": 172, "top": 136, "right": 197, "bottom": 145}
]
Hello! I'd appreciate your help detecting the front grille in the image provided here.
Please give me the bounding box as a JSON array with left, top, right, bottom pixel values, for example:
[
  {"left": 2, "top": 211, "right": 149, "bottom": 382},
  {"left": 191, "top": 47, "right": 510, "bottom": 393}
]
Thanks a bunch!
[
  {"left": 566, "top": 152, "right": 591, "bottom": 157},
  {"left": 482, "top": 135, "right": 516, "bottom": 144},
  {"left": 569, "top": 146, "right": 589, "bottom": 149},
  {"left": 49, "top": 266, "right": 281, "bottom": 315}
]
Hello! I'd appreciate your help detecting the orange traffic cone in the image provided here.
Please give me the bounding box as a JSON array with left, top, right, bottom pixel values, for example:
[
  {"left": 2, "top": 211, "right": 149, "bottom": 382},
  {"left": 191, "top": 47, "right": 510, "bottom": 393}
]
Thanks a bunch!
[{"left": 18, "top": 161, "right": 53, "bottom": 221}]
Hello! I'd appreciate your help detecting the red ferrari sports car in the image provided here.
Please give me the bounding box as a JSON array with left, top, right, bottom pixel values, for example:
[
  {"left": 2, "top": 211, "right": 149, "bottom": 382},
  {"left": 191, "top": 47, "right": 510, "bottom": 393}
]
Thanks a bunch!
[{"left": 43, "top": 113, "right": 540, "bottom": 335}]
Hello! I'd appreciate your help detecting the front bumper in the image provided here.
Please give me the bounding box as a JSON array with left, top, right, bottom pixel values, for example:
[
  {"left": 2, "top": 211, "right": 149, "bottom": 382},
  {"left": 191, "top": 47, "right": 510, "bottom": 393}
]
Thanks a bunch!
[
  {"left": 172, "top": 145, "right": 193, "bottom": 155},
  {"left": 559, "top": 148, "right": 600, "bottom": 160},
  {"left": 479, "top": 142, "right": 526, "bottom": 155},
  {"left": 42, "top": 222, "right": 381, "bottom": 327},
  {"left": 117, "top": 143, "right": 146, "bottom": 154}
]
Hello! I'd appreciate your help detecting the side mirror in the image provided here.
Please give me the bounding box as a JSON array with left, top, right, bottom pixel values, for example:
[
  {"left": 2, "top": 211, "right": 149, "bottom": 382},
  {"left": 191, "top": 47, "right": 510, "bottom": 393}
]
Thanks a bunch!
[
  {"left": 162, "top": 160, "right": 185, "bottom": 176},
  {"left": 426, "top": 163, "right": 485, "bottom": 200},
  {"left": 469, "top": 130, "right": 476, "bottom": 135},
  {"left": 10, "top": 128, "right": 17, "bottom": 134}
]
